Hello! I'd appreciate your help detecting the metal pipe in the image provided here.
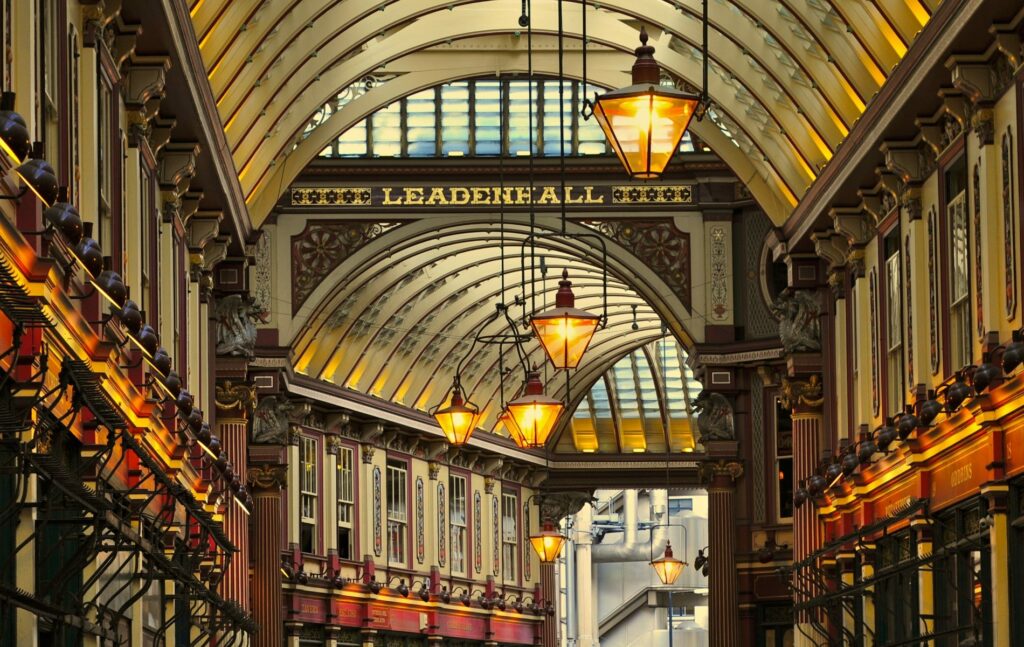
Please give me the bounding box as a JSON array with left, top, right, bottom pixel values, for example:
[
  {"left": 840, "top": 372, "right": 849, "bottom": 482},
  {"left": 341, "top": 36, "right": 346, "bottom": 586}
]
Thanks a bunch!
[{"left": 592, "top": 490, "right": 668, "bottom": 563}]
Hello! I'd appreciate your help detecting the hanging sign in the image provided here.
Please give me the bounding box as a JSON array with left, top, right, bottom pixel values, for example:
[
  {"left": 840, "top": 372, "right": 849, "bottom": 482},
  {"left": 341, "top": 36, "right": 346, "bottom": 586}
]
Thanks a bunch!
[{"left": 290, "top": 184, "right": 695, "bottom": 208}]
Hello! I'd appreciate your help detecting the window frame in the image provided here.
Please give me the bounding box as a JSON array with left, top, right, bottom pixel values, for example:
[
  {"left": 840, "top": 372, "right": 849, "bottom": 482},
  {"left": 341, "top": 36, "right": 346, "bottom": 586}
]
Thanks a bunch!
[
  {"left": 335, "top": 443, "right": 356, "bottom": 561},
  {"left": 449, "top": 471, "right": 469, "bottom": 577},
  {"left": 298, "top": 434, "right": 319, "bottom": 555},
  {"left": 880, "top": 223, "right": 905, "bottom": 420},
  {"left": 386, "top": 457, "right": 410, "bottom": 566},
  {"left": 772, "top": 396, "right": 794, "bottom": 523},
  {"left": 501, "top": 488, "right": 520, "bottom": 585}
]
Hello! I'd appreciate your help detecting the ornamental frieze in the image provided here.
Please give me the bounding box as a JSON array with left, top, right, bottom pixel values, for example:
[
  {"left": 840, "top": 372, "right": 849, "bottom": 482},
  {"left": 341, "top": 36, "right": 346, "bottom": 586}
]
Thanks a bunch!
[
  {"left": 289, "top": 183, "right": 694, "bottom": 208},
  {"left": 291, "top": 221, "right": 401, "bottom": 313}
]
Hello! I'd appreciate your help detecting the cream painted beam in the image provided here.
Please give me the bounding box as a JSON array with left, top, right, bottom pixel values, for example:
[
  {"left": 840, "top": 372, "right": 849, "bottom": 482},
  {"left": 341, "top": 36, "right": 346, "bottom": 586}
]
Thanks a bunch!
[
  {"left": 730, "top": 0, "right": 884, "bottom": 94},
  {"left": 826, "top": 0, "right": 908, "bottom": 64}
]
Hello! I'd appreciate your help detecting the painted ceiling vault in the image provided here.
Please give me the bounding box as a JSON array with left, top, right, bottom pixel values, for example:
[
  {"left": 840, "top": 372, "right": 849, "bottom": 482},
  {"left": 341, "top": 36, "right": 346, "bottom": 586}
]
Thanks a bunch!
[{"left": 190, "top": 0, "right": 935, "bottom": 226}]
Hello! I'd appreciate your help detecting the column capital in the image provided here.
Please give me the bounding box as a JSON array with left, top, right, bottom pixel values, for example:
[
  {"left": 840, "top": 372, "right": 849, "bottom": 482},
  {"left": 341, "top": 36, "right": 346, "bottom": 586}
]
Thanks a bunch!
[
  {"left": 247, "top": 464, "right": 287, "bottom": 491},
  {"left": 215, "top": 380, "right": 256, "bottom": 418},
  {"left": 700, "top": 460, "right": 744, "bottom": 488},
  {"left": 781, "top": 374, "right": 824, "bottom": 413}
]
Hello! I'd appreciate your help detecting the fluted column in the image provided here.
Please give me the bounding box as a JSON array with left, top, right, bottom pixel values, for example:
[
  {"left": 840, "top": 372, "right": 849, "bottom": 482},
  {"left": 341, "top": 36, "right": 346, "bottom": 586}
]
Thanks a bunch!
[
  {"left": 704, "top": 460, "right": 743, "bottom": 647},
  {"left": 782, "top": 375, "right": 825, "bottom": 647},
  {"left": 216, "top": 381, "right": 256, "bottom": 617},
  {"left": 540, "top": 563, "right": 558, "bottom": 647},
  {"left": 248, "top": 464, "right": 287, "bottom": 647}
]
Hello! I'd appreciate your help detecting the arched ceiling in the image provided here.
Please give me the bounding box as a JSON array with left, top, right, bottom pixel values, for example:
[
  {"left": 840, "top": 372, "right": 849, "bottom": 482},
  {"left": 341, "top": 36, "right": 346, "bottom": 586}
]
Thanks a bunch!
[
  {"left": 189, "top": 0, "right": 936, "bottom": 226},
  {"left": 289, "top": 216, "right": 693, "bottom": 442}
]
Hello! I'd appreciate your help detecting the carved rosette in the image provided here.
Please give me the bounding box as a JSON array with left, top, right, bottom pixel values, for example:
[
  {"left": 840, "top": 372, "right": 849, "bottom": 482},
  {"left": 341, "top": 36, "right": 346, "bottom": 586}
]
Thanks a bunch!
[
  {"left": 247, "top": 464, "right": 288, "bottom": 491},
  {"left": 584, "top": 220, "right": 691, "bottom": 312},
  {"left": 291, "top": 221, "right": 401, "bottom": 314},
  {"left": 215, "top": 380, "right": 256, "bottom": 418},
  {"left": 780, "top": 375, "right": 824, "bottom": 413}
]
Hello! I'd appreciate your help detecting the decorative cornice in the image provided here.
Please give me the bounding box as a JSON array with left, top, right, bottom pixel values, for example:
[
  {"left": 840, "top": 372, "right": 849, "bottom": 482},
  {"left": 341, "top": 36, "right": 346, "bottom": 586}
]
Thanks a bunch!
[{"left": 699, "top": 460, "right": 744, "bottom": 486}]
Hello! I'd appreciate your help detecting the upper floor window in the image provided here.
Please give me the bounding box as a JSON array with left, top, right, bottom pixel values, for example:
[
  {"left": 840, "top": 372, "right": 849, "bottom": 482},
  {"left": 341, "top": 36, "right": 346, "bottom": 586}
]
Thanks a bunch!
[
  {"left": 299, "top": 436, "right": 318, "bottom": 553},
  {"left": 450, "top": 474, "right": 468, "bottom": 575},
  {"left": 386, "top": 459, "right": 408, "bottom": 564},
  {"left": 946, "top": 156, "right": 971, "bottom": 371},
  {"left": 501, "top": 491, "right": 518, "bottom": 582},
  {"left": 305, "top": 77, "right": 699, "bottom": 159},
  {"left": 774, "top": 398, "right": 793, "bottom": 522},
  {"left": 884, "top": 230, "right": 904, "bottom": 417},
  {"left": 336, "top": 445, "right": 354, "bottom": 560}
]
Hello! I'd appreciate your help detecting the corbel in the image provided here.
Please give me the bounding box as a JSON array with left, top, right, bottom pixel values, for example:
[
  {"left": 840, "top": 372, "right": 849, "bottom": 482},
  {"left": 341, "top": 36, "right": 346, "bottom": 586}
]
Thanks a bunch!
[
  {"left": 360, "top": 421, "right": 385, "bottom": 446},
  {"left": 949, "top": 56, "right": 998, "bottom": 107},
  {"left": 477, "top": 456, "right": 504, "bottom": 479},
  {"left": 811, "top": 229, "right": 850, "bottom": 273},
  {"left": 106, "top": 14, "right": 141, "bottom": 68},
  {"left": 158, "top": 143, "right": 200, "bottom": 222},
  {"left": 148, "top": 117, "right": 176, "bottom": 156},
  {"left": 180, "top": 192, "right": 204, "bottom": 226},
  {"left": 915, "top": 101, "right": 960, "bottom": 157},
  {"left": 324, "top": 412, "right": 352, "bottom": 438},
  {"left": 422, "top": 439, "right": 449, "bottom": 463},
  {"left": 830, "top": 207, "right": 874, "bottom": 278},
  {"left": 81, "top": 1, "right": 118, "bottom": 47},
  {"left": 187, "top": 211, "right": 222, "bottom": 257},
  {"left": 124, "top": 56, "right": 171, "bottom": 140},
  {"left": 990, "top": 23, "right": 1022, "bottom": 69},
  {"left": 880, "top": 139, "right": 927, "bottom": 186}
]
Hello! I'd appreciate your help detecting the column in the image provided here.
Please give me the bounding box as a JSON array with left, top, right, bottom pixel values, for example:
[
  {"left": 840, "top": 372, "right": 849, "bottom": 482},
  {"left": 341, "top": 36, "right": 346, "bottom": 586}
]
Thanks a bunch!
[
  {"left": 836, "top": 551, "right": 856, "bottom": 645},
  {"left": 575, "top": 503, "right": 595, "bottom": 647},
  {"left": 912, "top": 516, "right": 934, "bottom": 645},
  {"left": 216, "top": 381, "right": 256, "bottom": 617},
  {"left": 858, "top": 543, "right": 876, "bottom": 647},
  {"left": 248, "top": 464, "right": 287, "bottom": 647},
  {"left": 983, "top": 484, "right": 1010, "bottom": 647},
  {"left": 782, "top": 375, "right": 825, "bottom": 647},
  {"left": 540, "top": 563, "right": 558, "bottom": 647},
  {"left": 704, "top": 460, "right": 743, "bottom": 647}
]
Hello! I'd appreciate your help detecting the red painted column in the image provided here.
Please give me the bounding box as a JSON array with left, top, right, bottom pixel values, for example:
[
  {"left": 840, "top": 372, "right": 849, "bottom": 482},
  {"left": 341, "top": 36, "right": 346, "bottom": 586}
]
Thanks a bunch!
[
  {"left": 783, "top": 376, "right": 825, "bottom": 647},
  {"left": 705, "top": 460, "right": 743, "bottom": 647},
  {"left": 248, "top": 464, "right": 287, "bottom": 647},
  {"left": 540, "top": 563, "right": 558, "bottom": 647},
  {"left": 216, "top": 381, "right": 255, "bottom": 617}
]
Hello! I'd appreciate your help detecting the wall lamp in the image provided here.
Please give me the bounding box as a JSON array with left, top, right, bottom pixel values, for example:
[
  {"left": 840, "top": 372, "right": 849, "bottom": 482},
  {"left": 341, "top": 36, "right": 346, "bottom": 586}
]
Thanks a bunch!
[{"left": 693, "top": 546, "right": 709, "bottom": 577}]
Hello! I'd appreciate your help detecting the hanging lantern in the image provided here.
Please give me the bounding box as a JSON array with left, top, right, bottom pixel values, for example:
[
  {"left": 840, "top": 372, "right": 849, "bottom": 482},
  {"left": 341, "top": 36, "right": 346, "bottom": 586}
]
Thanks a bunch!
[
  {"left": 504, "top": 372, "right": 564, "bottom": 448},
  {"left": 430, "top": 378, "right": 479, "bottom": 446},
  {"left": 650, "top": 541, "right": 686, "bottom": 585},
  {"left": 529, "top": 520, "right": 567, "bottom": 563},
  {"left": 593, "top": 27, "right": 700, "bottom": 180},
  {"left": 531, "top": 270, "right": 601, "bottom": 370}
]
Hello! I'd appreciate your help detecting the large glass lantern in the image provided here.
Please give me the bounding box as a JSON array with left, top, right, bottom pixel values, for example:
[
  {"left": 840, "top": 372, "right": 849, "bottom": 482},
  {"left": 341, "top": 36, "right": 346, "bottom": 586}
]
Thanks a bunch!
[
  {"left": 593, "top": 28, "right": 700, "bottom": 180},
  {"left": 430, "top": 378, "right": 479, "bottom": 446},
  {"left": 504, "top": 372, "right": 564, "bottom": 448},
  {"left": 529, "top": 520, "right": 567, "bottom": 563},
  {"left": 530, "top": 270, "right": 601, "bottom": 370},
  {"left": 650, "top": 541, "right": 686, "bottom": 585}
]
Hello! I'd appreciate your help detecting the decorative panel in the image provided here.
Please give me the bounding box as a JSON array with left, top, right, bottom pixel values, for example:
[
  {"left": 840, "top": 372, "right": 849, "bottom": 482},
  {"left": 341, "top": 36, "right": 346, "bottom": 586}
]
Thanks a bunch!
[
  {"left": 905, "top": 234, "right": 914, "bottom": 388},
  {"left": 584, "top": 220, "right": 691, "bottom": 312},
  {"left": 708, "top": 224, "right": 730, "bottom": 321},
  {"left": 751, "top": 373, "right": 766, "bottom": 524},
  {"left": 928, "top": 208, "right": 939, "bottom": 374},
  {"left": 473, "top": 491, "right": 482, "bottom": 574},
  {"left": 492, "top": 495, "right": 500, "bottom": 577},
  {"left": 522, "top": 502, "right": 531, "bottom": 581},
  {"left": 290, "top": 221, "right": 401, "bottom": 313},
  {"left": 373, "top": 466, "right": 382, "bottom": 557},
  {"left": 973, "top": 163, "right": 984, "bottom": 339},
  {"left": 1003, "top": 130, "right": 1017, "bottom": 319},
  {"left": 416, "top": 477, "right": 425, "bottom": 564},
  {"left": 870, "top": 269, "right": 879, "bottom": 417},
  {"left": 438, "top": 483, "right": 446, "bottom": 567}
]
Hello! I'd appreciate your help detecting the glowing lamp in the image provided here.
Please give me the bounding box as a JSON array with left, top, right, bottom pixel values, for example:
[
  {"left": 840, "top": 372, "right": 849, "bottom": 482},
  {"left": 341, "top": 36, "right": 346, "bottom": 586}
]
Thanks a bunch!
[
  {"left": 593, "top": 28, "right": 700, "bottom": 180},
  {"left": 651, "top": 541, "right": 686, "bottom": 585},
  {"left": 504, "top": 372, "right": 563, "bottom": 448},
  {"left": 430, "top": 378, "right": 479, "bottom": 446},
  {"left": 529, "top": 520, "right": 566, "bottom": 563},
  {"left": 530, "top": 270, "right": 601, "bottom": 369}
]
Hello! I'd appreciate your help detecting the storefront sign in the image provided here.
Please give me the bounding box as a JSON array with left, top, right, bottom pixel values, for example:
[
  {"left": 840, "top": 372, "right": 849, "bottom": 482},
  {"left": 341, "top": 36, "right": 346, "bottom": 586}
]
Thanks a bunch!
[
  {"left": 930, "top": 442, "right": 994, "bottom": 510},
  {"left": 869, "top": 476, "right": 920, "bottom": 523},
  {"left": 1005, "top": 420, "right": 1024, "bottom": 478},
  {"left": 290, "top": 184, "right": 695, "bottom": 208},
  {"left": 435, "top": 611, "right": 487, "bottom": 638},
  {"left": 492, "top": 618, "right": 538, "bottom": 644}
]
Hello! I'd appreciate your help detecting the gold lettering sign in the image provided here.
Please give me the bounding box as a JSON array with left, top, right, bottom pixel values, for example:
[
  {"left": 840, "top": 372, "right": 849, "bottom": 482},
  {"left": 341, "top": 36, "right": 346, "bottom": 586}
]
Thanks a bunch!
[{"left": 291, "top": 184, "right": 695, "bottom": 208}]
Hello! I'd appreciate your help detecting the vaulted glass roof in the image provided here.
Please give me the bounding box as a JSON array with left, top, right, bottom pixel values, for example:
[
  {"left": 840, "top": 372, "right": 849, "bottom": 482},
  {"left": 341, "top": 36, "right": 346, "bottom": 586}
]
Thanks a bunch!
[
  {"left": 563, "top": 335, "right": 702, "bottom": 454},
  {"left": 304, "top": 77, "right": 699, "bottom": 159}
]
